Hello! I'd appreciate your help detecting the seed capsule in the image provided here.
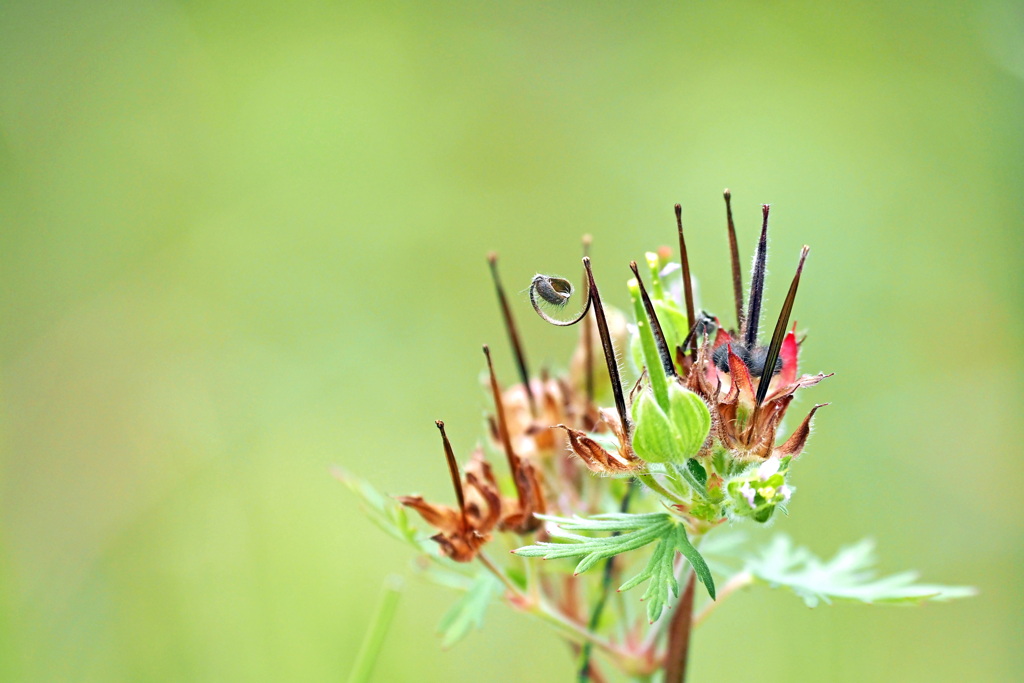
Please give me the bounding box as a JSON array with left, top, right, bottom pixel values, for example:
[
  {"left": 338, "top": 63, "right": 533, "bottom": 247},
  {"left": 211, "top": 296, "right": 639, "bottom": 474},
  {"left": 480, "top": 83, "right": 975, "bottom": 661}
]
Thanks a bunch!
[{"left": 531, "top": 274, "right": 573, "bottom": 307}]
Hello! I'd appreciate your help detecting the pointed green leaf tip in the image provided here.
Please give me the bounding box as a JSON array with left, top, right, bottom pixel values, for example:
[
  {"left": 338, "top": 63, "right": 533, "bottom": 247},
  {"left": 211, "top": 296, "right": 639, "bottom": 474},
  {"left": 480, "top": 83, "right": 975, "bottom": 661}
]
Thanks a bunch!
[{"left": 631, "top": 383, "right": 711, "bottom": 464}]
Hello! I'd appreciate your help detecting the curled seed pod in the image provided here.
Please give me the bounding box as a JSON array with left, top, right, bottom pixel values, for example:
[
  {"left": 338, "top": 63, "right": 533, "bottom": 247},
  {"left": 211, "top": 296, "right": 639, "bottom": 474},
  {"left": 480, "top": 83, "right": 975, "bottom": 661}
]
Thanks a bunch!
[
  {"left": 532, "top": 275, "right": 572, "bottom": 306},
  {"left": 530, "top": 274, "right": 591, "bottom": 326}
]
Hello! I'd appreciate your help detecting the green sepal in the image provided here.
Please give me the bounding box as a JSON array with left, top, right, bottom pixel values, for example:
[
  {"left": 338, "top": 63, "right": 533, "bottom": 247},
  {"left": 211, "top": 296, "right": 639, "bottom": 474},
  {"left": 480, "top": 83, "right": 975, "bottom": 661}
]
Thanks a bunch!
[
  {"left": 631, "top": 391, "right": 675, "bottom": 463},
  {"left": 631, "top": 384, "right": 711, "bottom": 464},
  {"left": 686, "top": 458, "right": 707, "bottom": 487}
]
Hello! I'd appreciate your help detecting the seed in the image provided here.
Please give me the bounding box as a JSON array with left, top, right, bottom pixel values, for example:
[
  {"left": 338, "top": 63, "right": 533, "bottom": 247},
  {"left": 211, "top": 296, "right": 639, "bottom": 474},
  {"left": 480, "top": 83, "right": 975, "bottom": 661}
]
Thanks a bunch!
[{"left": 531, "top": 275, "right": 573, "bottom": 307}]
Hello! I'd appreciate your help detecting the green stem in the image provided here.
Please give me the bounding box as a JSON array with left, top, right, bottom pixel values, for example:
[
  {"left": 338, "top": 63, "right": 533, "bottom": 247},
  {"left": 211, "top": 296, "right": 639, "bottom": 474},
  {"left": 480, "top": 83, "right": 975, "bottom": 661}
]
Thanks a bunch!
[
  {"left": 478, "top": 552, "right": 524, "bottom": 598},
  {"left": 577, "top": 480, "right": 635, "bottom": 682},
  {"left": 692, "top": 571, "right": 753, "bottom": 628},
  {"left": 629, "top": 280, "right": 669, "bottom": 409},
  {"left": 347, "top": 576, "right": 403, "bottom": 683},
  {"left": 646, "top": 252, "right": 665, "bottom": 301},
  {"left": 637, "top": 473, "right": 688, "bottom": 507},
  {"left": 531, "top": 601, "right": 634, "bottom": 662},
  {"left": 480, "top": 551, "right": 633, "bottom": 665}
]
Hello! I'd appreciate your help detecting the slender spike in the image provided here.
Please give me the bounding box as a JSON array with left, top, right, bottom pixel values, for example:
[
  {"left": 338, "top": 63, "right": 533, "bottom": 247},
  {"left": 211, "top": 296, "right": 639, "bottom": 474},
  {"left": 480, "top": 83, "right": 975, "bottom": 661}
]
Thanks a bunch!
[
  {"left": 679, "top": 312, "right": 713, "bottom": 353},
  {"left": 582, "top": 236, "right": 594, "bottom": 404},
  {"left": 435, "top": 420, "right": 467, "bottom": 530},
  {"left": 743, "top": 204, "right": 770, "bottom": 349},
  {"left": 724, "top": 189, "right": 745, "bottom": 331},
  {"left": 583, "top": 257, "right": 631, "bottom": 436},
  {"left": 629, "top": 261, "right": 676, "bottom": 378},
  {"left": 483, "top": 345, "right": 524, "bottom": 504},
  {"left": 487, "top": 253, "right": 536, "bottom": 415},
  {"left": 675, "top": 204, "right": 698, "bottom": 360},
  {"left": 754, "top": 246, "right": 810, "bottom": 408}
]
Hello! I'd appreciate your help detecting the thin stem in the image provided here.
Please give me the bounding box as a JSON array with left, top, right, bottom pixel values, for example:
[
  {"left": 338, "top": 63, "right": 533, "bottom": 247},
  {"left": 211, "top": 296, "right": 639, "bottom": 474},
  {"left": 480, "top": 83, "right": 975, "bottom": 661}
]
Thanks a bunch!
[
  {"left": 692, "top": 571, "right": 753, "bottom": 628},
  {"left": 488, "top": 253, "right": 536, "bottom": 415},
  {"left": 533, "top": 599, "right": 634, "bottom": 662},
  {"left": 663, "top": 572, "right": 697, "bottom": 683},
  {"left": 636, "top": 473, "right": 688, "bottom": 507},
  {"left": 480, "top": 552, "right": 636, "bottom": 665},
  {"left": 646, "top": 251, "right": 666, "bottom": 300},
  {"left": 478, "top": 552, "right": 525, "bottom": 598},
  {"left": 577, "top": 480, "right": 636, "bottom": 682},
  {"left": 723, "top": 189, "right": 745, "bottom": 331},
  {"left": 675, "top": 204, "right": 698, "bottom": 360},
  {"left": 346, "top": 576, "right": 403, "bottom": 683},
  {"left": 569, "top": 643, "right": 609, "bottom": 683}
]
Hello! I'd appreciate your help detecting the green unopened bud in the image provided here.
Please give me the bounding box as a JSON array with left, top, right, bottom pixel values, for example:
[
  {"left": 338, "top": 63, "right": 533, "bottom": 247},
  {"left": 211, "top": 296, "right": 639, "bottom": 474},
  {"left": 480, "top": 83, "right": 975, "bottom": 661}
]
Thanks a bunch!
[{"left": 631, "top": 383, "right": 711, "bottom": 464}]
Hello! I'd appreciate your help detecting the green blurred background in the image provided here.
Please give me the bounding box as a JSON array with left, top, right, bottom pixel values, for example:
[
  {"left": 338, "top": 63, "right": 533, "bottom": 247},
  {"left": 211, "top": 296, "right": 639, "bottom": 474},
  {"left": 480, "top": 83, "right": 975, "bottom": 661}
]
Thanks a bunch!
[{"left": 1, "top": 1, "right": 1021, "bottom": 681}]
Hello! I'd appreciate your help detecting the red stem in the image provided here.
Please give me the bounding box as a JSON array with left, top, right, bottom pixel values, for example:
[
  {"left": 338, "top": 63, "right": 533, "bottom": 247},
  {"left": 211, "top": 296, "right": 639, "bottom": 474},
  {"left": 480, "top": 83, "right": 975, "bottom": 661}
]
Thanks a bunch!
[{"left": 664, "top": 572, "right": 697, "bottom": 683}]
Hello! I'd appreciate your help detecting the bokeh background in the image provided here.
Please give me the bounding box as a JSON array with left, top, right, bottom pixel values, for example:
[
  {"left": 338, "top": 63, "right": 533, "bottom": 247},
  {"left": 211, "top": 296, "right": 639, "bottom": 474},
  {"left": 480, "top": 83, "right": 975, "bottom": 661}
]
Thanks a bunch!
[{"left": 2, "top": 1, "right": 1022, "bottom": 681}]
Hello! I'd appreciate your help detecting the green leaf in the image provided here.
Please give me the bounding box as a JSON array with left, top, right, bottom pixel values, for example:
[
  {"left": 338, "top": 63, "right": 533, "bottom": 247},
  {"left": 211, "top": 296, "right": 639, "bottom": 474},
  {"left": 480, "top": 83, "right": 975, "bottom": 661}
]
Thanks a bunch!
[
  {"left": 744, "top": 535, "right": 977, "bottom": 607},
  {"left": 618, "top": 524, "right": 716, "bottom": 622},
  {"left": 437, "top": 572, "right": 502, "bottom": 649},
  {"left": 334, "top": 467, "right": 432, "bottom": 553},
  {"left": 514, "top": 513, "right": 716, "bottom": 621},
  {"left": 514, "top": 513, "right": 672, "bottom": 574},
  {"left": 675, "top": 526, "right": 716, "bottom": 601}
]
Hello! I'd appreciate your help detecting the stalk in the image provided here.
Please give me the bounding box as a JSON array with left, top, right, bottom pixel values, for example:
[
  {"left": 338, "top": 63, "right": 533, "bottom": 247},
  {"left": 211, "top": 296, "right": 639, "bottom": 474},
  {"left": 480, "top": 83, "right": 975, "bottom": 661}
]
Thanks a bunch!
[{"left": 347, "top": 576, "right": 403, "bottom": 683}]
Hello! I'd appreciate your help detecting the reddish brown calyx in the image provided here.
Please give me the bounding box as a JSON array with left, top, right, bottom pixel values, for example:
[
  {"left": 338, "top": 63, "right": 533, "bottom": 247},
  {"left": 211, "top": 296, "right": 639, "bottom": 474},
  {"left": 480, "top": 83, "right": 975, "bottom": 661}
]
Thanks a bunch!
[{"left": 397, "top": 421, "right": 502, "bottom": 562}]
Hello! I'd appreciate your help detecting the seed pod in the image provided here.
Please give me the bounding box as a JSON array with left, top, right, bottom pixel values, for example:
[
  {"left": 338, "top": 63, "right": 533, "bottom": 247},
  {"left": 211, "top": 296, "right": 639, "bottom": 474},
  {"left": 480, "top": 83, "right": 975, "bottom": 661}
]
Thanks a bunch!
[
  {"left": 531, "top": 275, "right": 573, "bottom": 306},
  {"left": 529, "top": 273, "right": 590, "bottom": 327}
]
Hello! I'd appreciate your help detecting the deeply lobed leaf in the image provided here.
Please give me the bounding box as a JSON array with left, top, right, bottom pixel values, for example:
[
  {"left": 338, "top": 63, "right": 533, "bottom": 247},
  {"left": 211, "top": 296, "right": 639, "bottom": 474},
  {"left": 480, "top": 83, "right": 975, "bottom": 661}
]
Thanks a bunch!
[{"left": 744, "top": 535, "right": 977, "bottom": 607}]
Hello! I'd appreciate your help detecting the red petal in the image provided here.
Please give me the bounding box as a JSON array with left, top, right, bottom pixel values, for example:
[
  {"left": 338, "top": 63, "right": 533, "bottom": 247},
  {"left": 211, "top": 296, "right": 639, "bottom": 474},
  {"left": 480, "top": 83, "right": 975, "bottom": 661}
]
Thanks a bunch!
[{"left": 778, "top": 323, "right": 799, "bottom": 387}]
